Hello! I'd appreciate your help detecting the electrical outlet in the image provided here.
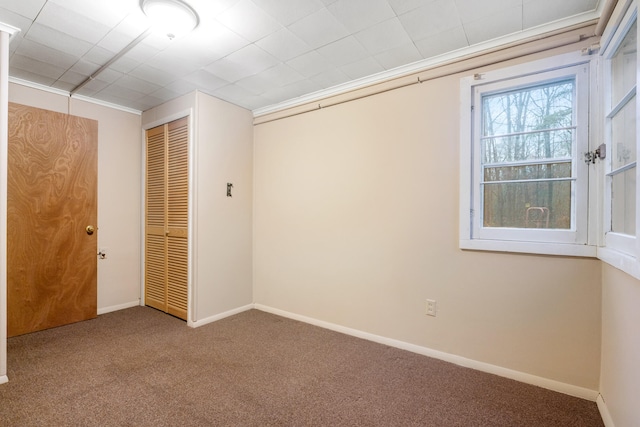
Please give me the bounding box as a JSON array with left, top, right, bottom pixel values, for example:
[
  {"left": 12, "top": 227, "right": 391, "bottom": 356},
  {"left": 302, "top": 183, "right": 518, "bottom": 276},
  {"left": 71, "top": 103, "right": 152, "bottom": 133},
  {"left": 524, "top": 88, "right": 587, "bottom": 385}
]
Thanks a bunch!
[{"left": 426, "top": 299, "right": 437, "bottom": 317}]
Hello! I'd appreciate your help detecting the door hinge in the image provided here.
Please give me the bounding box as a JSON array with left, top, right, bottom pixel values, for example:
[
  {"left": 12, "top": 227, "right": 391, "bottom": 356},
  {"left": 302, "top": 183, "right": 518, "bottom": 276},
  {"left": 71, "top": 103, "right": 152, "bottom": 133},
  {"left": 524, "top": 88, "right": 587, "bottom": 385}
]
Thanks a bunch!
[{"left": 585, "top": 144, "right": 606, "bottom": 164}]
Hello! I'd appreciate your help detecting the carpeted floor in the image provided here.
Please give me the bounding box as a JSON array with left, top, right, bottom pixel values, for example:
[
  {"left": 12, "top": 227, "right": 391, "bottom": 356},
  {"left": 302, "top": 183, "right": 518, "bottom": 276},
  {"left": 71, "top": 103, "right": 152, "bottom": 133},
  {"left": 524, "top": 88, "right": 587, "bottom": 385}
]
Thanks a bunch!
[{"left": 0, "top": 306, "right": 603, "bottom": 426}]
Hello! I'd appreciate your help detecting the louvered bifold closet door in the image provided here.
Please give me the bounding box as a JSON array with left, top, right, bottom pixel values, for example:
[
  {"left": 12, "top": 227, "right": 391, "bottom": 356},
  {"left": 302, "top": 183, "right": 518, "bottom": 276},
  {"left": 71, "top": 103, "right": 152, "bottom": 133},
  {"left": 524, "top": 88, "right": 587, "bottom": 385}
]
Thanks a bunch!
[
  {"left": 145, "top": 124, "right": 168, "bottom": 312},
  {"left": 144, "top": 117, "right": 189, "bottom": 321},
  {"left": 166, "top": 117, "right": 189, "bottom": 320}
]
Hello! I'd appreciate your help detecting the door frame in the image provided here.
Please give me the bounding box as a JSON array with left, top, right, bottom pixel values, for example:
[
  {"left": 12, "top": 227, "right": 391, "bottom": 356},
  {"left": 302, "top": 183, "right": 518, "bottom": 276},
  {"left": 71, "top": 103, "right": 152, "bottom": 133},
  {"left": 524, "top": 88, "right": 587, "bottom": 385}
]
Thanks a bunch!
[
  {"left": 140, "top": 108, "right": 196, "bottom": 324},
  {"left": 1, "top": 23, "right": 20, "bottom": 385}
]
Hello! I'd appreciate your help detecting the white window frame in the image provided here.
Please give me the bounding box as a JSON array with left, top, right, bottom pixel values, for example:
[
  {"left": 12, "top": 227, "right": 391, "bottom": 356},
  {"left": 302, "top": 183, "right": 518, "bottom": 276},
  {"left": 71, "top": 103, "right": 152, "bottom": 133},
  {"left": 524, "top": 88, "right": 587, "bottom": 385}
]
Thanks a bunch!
[
  {"left": 598, "top": 0, "right": 640, "bottom": 280},
  {"left": 460, "top": 52, "right": 597, "bottom": 257}
]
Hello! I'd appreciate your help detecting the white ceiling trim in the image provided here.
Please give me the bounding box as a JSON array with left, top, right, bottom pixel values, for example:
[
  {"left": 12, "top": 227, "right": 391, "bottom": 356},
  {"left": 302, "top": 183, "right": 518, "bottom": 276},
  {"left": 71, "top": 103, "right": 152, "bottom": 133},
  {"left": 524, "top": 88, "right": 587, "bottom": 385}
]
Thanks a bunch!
[
  {"left": 253, "top": 9, "right": 602, "bottom": 117},
  {"left": 9, "top": 77, "right": 143, "bottom": 115},
  {"left": 0, "top": 22, "right": 20, "bottom": 36}
]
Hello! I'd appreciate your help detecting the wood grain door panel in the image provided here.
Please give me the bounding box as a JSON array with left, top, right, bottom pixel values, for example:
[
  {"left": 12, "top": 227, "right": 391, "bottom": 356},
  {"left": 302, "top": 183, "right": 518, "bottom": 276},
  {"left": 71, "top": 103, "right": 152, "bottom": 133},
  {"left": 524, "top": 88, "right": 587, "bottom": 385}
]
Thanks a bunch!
[
  {"left": 145, "top": 117, "right": 188, "bottom": 321},
  {"left": 7, "top": 103, "right": 98, "bottom": 337}
]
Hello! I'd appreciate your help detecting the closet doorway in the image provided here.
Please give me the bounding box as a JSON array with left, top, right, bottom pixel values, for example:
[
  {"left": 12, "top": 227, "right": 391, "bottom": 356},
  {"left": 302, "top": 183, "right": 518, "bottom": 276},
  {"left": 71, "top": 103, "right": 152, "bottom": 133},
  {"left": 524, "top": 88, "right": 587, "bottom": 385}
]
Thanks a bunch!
[{"left": 144, "top": 117, "right": 189, "bottom": 320}]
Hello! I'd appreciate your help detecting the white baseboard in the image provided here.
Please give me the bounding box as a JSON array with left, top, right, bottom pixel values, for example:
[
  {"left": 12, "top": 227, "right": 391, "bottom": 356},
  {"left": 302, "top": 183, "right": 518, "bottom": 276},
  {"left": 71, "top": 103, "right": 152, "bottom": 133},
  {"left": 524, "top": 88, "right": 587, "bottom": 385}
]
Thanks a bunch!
[
  {"left": 0, "top": 375, "right": 8, "bottom": 385},
  {"left": 254, "top": 304, "right": 599, "bottom": 402},
  {"left": 188, "top": 304, "right": 254, "bottom": 328},
  {"left": 597, "top": 394, "right": 615, "bottom": 427},
  {"left": 97, "top": 300, "right": 141, "bottom": 315}
]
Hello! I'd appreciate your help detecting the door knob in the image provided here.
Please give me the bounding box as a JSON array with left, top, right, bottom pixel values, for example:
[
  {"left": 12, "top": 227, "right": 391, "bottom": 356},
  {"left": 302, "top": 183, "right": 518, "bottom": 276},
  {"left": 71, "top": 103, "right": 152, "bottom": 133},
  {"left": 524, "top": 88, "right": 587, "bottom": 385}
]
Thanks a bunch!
[{"left": 86, "top": 225, "right": 95, "bottom": 235}]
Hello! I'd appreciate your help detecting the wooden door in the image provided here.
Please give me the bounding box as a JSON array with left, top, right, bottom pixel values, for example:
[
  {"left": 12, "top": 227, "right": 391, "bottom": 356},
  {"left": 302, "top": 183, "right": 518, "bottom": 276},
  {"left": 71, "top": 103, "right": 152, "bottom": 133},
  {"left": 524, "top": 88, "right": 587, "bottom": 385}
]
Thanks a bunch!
[
  {"left": 145, "top": 117, "right": 188, "bottom": 320},
  {"left": 7, "top": 103, "right": 98, "bottom": 337}
]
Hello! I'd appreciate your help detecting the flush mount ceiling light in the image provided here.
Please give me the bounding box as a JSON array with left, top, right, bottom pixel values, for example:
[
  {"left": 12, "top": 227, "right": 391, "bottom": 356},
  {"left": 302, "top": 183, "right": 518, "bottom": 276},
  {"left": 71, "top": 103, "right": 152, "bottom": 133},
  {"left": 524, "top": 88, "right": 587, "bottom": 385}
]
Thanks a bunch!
[{"left": 140, "top": 0, "right": 199, "bottom": 40}]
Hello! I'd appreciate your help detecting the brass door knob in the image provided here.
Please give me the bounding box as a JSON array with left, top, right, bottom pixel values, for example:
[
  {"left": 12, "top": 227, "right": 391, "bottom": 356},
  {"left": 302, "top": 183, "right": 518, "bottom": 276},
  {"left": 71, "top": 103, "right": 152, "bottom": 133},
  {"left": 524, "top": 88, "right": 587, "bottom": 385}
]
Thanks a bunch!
[{"left": 86, "top": 225, "right": 95, "bottom": 235}]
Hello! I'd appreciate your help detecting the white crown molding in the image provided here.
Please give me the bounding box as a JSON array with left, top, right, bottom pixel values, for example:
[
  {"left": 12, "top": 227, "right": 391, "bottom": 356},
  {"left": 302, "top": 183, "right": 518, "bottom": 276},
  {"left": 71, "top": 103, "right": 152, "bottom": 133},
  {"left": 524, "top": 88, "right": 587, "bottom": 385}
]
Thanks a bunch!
[
  {"left": 253, "top": 11, "right": 601, "bottom": 118},
  {"left": 0, "top": 22, "right": 20, "bottom": 36},
  {"left": 9, "top": 77, "right": 142, "bottom": 115}
]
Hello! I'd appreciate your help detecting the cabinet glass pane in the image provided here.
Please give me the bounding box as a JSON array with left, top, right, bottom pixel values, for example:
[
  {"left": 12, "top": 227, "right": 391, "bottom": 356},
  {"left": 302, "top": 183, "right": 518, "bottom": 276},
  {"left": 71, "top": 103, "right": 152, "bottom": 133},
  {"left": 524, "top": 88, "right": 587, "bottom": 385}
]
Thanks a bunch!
[
  {"left": 611, "top": 166, "right": 637, "bottom": 235},
  {"left": 611, "top": 20, "right": 637, "bottom": 106}
]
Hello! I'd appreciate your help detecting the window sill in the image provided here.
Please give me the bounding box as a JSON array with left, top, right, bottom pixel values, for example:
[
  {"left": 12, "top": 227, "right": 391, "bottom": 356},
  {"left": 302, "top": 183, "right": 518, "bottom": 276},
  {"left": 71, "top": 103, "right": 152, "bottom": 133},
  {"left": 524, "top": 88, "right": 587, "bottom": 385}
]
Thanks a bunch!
[
  {"left": 460, "top": 239, "right": 597, "bottom": 257},
  {"left": 598, "top": 247, "right": 640, "bottom": 280}
]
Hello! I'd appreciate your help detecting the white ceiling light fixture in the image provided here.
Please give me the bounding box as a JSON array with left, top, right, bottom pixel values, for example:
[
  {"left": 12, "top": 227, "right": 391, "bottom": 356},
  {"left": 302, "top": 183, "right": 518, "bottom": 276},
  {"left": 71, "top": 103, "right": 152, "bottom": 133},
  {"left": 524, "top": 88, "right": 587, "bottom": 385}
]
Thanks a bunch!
[{"left": 140, "top": 0, "right": 200, "bottom": 40}]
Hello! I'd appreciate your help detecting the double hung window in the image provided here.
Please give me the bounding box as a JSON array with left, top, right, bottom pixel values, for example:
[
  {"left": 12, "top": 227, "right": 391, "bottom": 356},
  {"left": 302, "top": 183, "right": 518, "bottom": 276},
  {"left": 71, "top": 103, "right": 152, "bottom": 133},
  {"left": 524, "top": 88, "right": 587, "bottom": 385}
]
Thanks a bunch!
[{"left": 460, "top": 54, "right": 593, "bottom": 256}]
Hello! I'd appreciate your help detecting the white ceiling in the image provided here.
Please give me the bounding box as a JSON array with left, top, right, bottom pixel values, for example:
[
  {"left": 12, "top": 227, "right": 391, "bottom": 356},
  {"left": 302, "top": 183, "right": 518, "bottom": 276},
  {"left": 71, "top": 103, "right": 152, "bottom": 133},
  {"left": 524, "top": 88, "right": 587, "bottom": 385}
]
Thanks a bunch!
[{"left": 0, "top": 0, "right": 603, "bottom": 113}]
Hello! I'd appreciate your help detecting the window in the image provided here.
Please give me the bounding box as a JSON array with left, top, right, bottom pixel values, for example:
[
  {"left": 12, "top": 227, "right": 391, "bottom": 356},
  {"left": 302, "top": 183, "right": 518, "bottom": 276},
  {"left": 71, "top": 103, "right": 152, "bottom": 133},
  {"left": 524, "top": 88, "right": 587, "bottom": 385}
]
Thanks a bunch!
[
  {"left": 460, "top": 53, "right": 595, "bottom": 256},
  {"left": 599, "top": 0, "right": 640, "bottom": 279}
]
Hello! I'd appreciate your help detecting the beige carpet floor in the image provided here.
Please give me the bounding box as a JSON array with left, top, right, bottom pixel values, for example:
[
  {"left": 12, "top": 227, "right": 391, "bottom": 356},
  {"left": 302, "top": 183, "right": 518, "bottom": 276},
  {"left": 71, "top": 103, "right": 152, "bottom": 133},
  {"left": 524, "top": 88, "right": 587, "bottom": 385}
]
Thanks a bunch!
[{"left": 0, "top": 306, "right": 603, "bottom": 426}]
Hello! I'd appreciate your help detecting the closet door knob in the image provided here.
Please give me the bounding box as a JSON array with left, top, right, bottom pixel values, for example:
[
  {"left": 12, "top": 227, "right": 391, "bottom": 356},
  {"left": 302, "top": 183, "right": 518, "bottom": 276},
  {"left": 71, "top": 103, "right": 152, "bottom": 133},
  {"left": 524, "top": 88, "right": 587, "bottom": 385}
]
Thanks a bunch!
[{"left": 86, "top": 225, "right": 95, "bottom": 235}]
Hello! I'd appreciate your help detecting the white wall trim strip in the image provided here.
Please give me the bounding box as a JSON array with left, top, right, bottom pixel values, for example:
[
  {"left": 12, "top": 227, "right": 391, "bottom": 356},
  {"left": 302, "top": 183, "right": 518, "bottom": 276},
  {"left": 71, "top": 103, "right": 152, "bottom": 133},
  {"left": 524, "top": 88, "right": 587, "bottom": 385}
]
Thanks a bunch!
[
  {"left": 254, "top": 304, "right": 599, "bottom": 402},
  {"left": 597, "top": 394, "right": 615, "bottom": 427},
  {"left": 0, "top": 375, "right": 8, "bottom": 385},
  {"left": 188, "top": 304, "right": 254, "bottom": 328},
  {"left": 8, "top": 78, "right": 142, "bottom": 115},
  {"left": 97, "top": 300, "right": 141, "bottom": 315}
]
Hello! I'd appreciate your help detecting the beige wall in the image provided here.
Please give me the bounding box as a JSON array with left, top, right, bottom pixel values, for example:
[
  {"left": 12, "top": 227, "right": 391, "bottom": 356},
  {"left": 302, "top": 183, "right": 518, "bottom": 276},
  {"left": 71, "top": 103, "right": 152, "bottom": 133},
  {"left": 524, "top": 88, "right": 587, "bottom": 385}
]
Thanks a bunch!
[
  {"left": 253, "top": 46, "right": 602, "bottom": 391},
  {"left": 600, "top": 264, "right": 640, "bottom": 425},
  {"left": 9, "top": 83, "right": 143, "bottom": 312},
  {"left": 142, "top": 91, "right": 253, "bottom": 323},
  {"left": 194, "top": 92, "right": 253, "bottom": 319}
]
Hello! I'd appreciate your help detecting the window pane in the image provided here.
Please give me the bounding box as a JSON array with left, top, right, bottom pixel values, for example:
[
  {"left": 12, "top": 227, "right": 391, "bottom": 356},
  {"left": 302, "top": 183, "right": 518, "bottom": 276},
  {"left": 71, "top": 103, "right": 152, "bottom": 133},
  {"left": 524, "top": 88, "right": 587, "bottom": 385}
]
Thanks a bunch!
[
  {"left": 611, "top": 19, "right": 637, "bottom": 106},
  {"left": 483, "top": 181, "right": 571, "bottom": 229},
  {"left": 484, "top": 162, "right": 571, "bottom": 182},
  {"left": 482, "top": 130, "right": 573, "bottom": 163},
  {"left": 482, "top": 80, "right": 574, "bottom": 137},
  {"left": 611, "top": 166, "right": 637, "bottom": 235},
  {"left": 611, "top": 95, "right": 637, "bottom": 170}
]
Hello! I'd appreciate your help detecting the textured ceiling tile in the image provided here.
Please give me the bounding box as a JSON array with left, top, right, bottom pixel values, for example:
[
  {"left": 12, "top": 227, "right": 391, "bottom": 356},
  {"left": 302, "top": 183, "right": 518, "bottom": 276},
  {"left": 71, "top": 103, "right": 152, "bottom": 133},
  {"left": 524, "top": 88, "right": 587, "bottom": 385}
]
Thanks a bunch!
[
  {"left": 339, "top": 56, "right": 384, "bottom": 79},
  {"left": 399, "top": 0, "right": 462, "bottom": 41},
  {"left": 48, "top": 0, "right": 134, "bottom": 28},
  {"left": 9, "top": 66, "right": 56, "bottom": 85},
  {"left": 129, "top": 64, "right": 178, "bottom": 87},
  {"left": 414, "top": 26, "right": 468, "bottom": 59},
  {"left": 317, "top": 36, "right": 369, "bottom": 67},
  {"left": 288, "top": 8, "right": 349, "bottom": 49},
  {"left": 58, "top": 69, "right": 87, "bottom": 85},
  {"left": 182, "top": 69, "right": 229, "bottom": 91},
  {"left": 286, "top": 50, "right": 334, "bottom": 78},
  {"left": 255, "top": 63, "right": 305, "bottom": 88},
  {"left": 10, "top": 54, "right": 66, "bottom": 80},
  {"left": 310, "top": 68, "right": 351, "bottom": 88},
  {"left": 463, "top": 6, "right": 522, "bottom": 45},
  {"left": 387, "top": 0, "right": 429, "bottom": 15},
  {"left": 0, "top": 0, "right": 46, "bottom": 20},
  {"left": 16, "top": 38, "right": 78, "bottom": 69},
  {"left": 355, "top": 17, "right": 413, "bottom": 55},
  {"left": 327, "top": 0, "right": 396, "bottom": 33},
  {"left": 223, "top": 44, "right": 280, "bottom": 76},
  {"left": 99, "top": 83, "right": 147, "bottom": 101},
  {"left": 25, "top": 23, "right": 93, "bottom": 57},
  {"left": 216, "top": 0, "right": 282, "bottom": 42},
  {"left": 83, "top": 45, "right": 117, "bottom": 66},
  {"left": 187, "top": 19, "right": 250, "bottom": 57},
  {"left": 188, "top": 0, "right": 242, "bottom": 18},
  {"left": 115, "top": 74, "right": 162, "bottom": 95},
  {"left": 523, "top": 0, "right": 599, "bottom": 29},
  {"left": 0, "top": 6, "right": 37, "bottom": 31},
  {"left": 256, "top": 27, "right": 311, "bottom": 62},
  {"left": 374, "top": 42, "right": 423, "bottom": 70},
  {"left": 252, "top": 0, "right": 324, "bottom": 26},
  {"left": 453, "top": 0, "right": 522, "bottom": 24},
  {"left": 36, "top": 2, "right": 111, "bottom": 44}
]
